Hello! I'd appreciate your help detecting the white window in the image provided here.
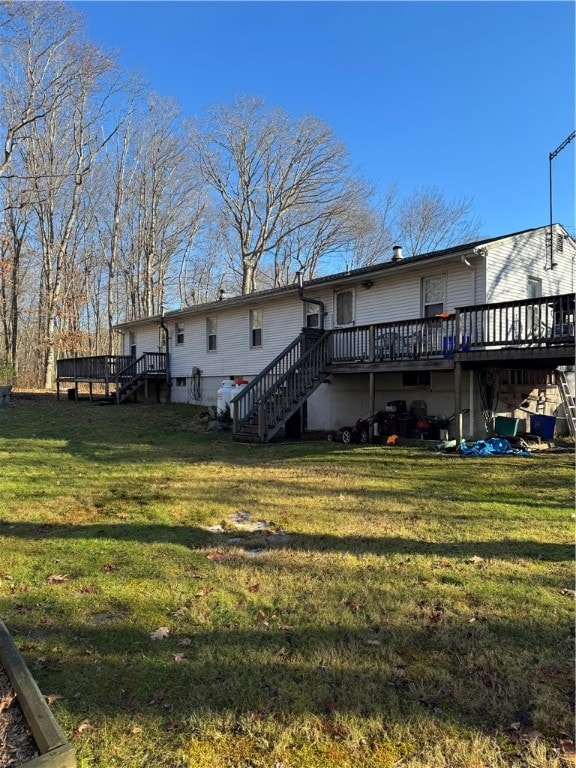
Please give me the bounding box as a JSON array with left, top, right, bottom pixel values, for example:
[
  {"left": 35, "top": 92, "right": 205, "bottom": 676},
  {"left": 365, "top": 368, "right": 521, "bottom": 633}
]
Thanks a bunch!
[
  {"left": 335, "top": 290, "right": 354, "bottom": 326},
  {"left": 129, "top": 332, "right": 136, "bottom": 357},
  {"left": 250, "top": 309, "right": 263, "bottom": 347},
  {"left": 527, "top": 277, "right": 542, "bottom": 299},
  {"left": 175, "top": 322, "right": 184, "bottom": 345},
  {"left": 206, "top": 317, "right": 217, "bottom": 351},
  {"left": 305, "top": 302, "right": 320, "bottom": 328},
  {"left": 422, "top": 275, "right": 446, "bottom": 318}
]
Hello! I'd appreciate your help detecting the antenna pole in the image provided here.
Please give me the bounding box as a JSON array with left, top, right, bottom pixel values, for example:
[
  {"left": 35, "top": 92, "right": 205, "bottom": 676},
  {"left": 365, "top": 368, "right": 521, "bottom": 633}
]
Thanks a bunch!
[{"left": 548, "top": 130, "right": 576, "bottom": 268}]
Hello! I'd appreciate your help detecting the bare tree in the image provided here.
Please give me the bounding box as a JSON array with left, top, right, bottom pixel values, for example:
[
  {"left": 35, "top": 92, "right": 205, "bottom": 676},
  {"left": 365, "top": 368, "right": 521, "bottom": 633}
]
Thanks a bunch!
[
  {"left": 0, "top": 2, "right": 85, "bottom": 178},
  {"left": 108, "top": 95, "right": 208, "bottom": 320},
  {"left": 0, "top": 179, "right": 32, "bottom": 373},
  {"left": 382, "top": 185, "right": 483, "bottom": 258},
  {"left": 14, "top": 11, "right": 118, "bottom": 386},
  {"left": 189, "top": 96, "right": 372, "bottom": 294}
]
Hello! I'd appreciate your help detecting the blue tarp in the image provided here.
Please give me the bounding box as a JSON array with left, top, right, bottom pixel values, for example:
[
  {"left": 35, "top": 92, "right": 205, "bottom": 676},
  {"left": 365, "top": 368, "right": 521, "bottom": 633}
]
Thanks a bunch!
[{"left": 457, "top": 437, "right": 531, "bottom": 457}]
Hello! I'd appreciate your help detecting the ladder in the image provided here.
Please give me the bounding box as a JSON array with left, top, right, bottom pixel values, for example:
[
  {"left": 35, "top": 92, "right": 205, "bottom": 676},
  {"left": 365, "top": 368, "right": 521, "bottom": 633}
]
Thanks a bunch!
[{"left": 555, "top": 370, "right": 576, "bottom": 439}]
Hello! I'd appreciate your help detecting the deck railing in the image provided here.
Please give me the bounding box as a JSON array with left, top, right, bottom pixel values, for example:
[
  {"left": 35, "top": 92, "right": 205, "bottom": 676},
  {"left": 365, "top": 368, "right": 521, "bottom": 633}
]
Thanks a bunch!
[
  {"left": 457, "top": 293, "right": 575, "bottom": 349},
  {"left": 116, "top": 353, "right": 167, "bottom": 383},
  {"left": 330, "top": 293, "right": 574, "bottom": 363},
  {"left": 56, "top": 355, "right": 134, "bottom": 380},
  {"left": 331, "top": 315, "right": 459, "bottom": 363}
]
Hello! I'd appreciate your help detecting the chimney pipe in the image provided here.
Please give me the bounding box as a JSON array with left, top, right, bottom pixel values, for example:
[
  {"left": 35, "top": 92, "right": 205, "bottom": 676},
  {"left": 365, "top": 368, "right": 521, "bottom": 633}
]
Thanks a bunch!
[{"left": 392, "top": 245, "right": 403, "bottom": 262}]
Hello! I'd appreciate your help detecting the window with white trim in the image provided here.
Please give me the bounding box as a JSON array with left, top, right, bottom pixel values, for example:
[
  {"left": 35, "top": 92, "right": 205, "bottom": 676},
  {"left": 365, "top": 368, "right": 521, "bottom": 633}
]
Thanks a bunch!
[
  {"left": 305, "top": 302, "right": 320, "bottom": 328},
  {"left": 422, "top": 275, "right": 446, "bottom": 318},
  {"left": 335, "top": 290, "right": 354, "bottom": 326},
  {"left": 206, "top": 317, "right": 217, "bottom": 351},
  {"left": 175, "top": 322, "right": 184, "bottom": 345},
  {"left": 527, "top": 277, "right": 542, "bottom": 299},
  {"left": 250, "top": 309, "right": 263, "bottom": 348}
]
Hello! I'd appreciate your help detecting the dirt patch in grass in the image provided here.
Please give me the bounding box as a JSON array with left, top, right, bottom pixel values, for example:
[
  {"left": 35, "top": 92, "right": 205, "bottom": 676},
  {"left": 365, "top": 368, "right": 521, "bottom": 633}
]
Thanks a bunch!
[{"left": 0, "top": 665, "right": 39, "bottom": 767}]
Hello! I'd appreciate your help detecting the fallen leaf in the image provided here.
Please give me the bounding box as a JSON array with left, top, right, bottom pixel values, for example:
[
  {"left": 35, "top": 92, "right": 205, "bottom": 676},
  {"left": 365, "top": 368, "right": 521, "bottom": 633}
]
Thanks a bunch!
[
  {"left": 75, "top": 719, "right": 94, "bottom": 734},
  {"left": 172, "top": 653, "right": 187, "bottom": 663},
  {"left": 274, "top": 647, "right": 287, "bottom": 662},
  {"left": 177, "top": 637, "right": 192, "bottom": 647},
  {"left": 464, "top": 555, "right": 484, "bottom": 564},
  {"left": 131, "top": 726, "right": 143, "bottom": 734},
  {"left": 365, "top": 639, "right": 381, "bottom": 646},
  {"left": 257, "top": 610, "right": 269, "bottom": 627},
  {"left": 47, "top": 574, "right": 68, "bottom": 584},
  {"left": 248, "top": 583, "right": 260, "bottom": 593},
  {"left": 79, "top": 584, "right": 96, "bottom": 594},
  {"left": 561, "top": 589, "right": 576, "bottom": 599},
  {"left": 0, "top": 691, "right": 16, "bottom": 713},
  {"left": 150, "top": 626, "right": 170, "bottom": 640},
  {"left": 171, "top": 606, "right": 188, "bottom": 617},
  {"left": 206, "top": 551, "right": 226, "bottom": 562},
  {"left": 45, "top": 693, "right": 63, "bottom": 705},
  {"left": 101, "top": 563, "right": 118, "bottom": 572}
]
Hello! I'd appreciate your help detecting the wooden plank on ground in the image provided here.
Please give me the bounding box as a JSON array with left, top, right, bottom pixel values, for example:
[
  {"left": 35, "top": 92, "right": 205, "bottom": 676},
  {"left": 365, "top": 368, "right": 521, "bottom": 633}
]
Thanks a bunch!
[{"left": 0, "top": 618, "right": 75, "bottom": 765}]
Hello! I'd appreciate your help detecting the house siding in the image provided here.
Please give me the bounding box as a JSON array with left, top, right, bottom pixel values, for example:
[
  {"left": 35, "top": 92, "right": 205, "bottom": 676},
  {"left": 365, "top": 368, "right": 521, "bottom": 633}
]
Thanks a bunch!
[
  {"left": 486, "top": 225, "right": 575, "bottom": 303},
  {"left": 116, "top": 225, "right": 574, "bottom": 429}
]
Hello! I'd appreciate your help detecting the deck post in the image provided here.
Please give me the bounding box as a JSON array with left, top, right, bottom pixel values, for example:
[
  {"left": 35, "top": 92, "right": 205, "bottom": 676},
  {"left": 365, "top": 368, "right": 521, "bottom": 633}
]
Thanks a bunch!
[
  {"left": 454, "top": 361, "right": 463, "bottom": 443},
  {"left": 368, "top": 372, "right": 375, "bottom": 442}
]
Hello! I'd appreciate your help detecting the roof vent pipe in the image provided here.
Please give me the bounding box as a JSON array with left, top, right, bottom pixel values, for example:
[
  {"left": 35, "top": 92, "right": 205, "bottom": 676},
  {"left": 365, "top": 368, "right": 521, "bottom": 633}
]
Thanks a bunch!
[{"left": 392, "top": 245, "right": 403, "bottom": 262}]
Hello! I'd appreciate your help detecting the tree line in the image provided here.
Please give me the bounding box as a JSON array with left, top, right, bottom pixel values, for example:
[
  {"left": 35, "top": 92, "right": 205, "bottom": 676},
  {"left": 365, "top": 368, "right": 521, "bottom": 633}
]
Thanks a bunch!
[{"left": 0, "top": 2, "right": 482, "bottom": 387}]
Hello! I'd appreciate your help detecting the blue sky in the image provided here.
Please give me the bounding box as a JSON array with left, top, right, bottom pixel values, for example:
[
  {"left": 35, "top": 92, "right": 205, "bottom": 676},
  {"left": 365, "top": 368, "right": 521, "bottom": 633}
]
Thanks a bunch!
[{"left": 75, "top": 1, "right": 575, "bottom": 239}]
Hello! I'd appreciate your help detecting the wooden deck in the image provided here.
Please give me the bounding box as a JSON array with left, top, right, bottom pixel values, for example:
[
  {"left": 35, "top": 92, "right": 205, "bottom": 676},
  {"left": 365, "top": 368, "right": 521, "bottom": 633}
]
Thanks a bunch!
[
  {"left": 56, "top": 353, "right": 167, "bottom": 400},
  {"left": 327, "top": 292, "right": 574, "bottom": 372}
]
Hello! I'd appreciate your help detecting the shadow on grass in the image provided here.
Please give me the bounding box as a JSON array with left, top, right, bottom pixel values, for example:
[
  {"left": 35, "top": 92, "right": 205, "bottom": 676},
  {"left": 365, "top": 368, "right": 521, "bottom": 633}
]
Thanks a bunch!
[
  {"left": 0, "top": 520, "right": 572, "bottom": 561},
  {"left": 5, "top": 616, "right": 573, "bottom": 737}
]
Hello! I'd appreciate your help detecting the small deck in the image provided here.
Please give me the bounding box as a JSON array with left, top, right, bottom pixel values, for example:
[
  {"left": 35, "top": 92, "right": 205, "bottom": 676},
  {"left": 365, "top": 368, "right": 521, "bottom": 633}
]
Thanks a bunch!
[{"left": 56, "top": 353, "right": 167, "bottom": 401}]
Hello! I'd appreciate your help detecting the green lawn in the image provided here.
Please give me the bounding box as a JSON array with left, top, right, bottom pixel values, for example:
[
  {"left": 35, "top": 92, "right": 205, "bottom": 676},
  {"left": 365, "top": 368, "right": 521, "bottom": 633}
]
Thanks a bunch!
[{"left": 0, "top": 394, "right": 573, "bottom": 768}]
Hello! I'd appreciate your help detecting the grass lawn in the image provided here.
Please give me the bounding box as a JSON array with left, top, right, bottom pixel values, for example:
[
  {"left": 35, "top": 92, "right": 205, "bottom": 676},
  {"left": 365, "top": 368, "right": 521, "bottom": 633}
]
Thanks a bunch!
[{"left": 0, "top": 393, "right": 573, "bottom": 768}]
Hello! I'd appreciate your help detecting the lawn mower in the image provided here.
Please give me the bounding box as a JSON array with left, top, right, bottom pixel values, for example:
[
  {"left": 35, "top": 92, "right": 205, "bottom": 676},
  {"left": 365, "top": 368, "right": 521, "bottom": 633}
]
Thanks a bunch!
[{"left": 326, "top": 411, "right": 392, "bottom": 444}]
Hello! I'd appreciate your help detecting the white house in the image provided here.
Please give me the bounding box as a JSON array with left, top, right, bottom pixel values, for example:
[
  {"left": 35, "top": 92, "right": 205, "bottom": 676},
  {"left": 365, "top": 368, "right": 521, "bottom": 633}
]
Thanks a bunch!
[{"left": 58, "top": 224, "right": 575, "bottom": 442}]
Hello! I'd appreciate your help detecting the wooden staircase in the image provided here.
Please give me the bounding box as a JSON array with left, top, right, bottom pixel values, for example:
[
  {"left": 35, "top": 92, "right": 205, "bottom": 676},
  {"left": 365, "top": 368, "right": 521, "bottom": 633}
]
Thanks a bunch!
[
  {"left": 231, "top": 329, "right": 332, "bottom": 443},
  {"left": 555, "top": 368, "right": 576, "bottom": 438},
  {"left": 115, "top": 353, "right": 167, "bottom": 404}
]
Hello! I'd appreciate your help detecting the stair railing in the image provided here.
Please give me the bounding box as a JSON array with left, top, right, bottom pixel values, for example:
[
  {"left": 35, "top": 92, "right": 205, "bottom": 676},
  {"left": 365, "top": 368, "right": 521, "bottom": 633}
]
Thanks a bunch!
[
  {"left": 115, "top": 353, "right": 167, "bottom": 402},
  {"left": 232, "top": 331, "right": 331, "bottom": 437}
]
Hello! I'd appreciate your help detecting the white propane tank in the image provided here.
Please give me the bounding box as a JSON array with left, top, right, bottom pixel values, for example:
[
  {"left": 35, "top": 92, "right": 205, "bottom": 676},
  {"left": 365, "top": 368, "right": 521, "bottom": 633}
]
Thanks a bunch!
[
  {"left": 230, "top": 379, "right": 248, "bottom": 418},
  {"left": 216, "top": 380, "right": 237, "bottom": 416}
]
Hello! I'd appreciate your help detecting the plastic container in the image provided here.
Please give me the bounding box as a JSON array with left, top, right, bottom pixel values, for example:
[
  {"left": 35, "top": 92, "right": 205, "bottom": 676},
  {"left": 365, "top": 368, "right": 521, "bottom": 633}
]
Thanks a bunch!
[
  {"left": 494, "top": 416, "right": 519, "bottom": 437},
  {"left": 530, "top": 414, "right": 556, "bottom": 440}
]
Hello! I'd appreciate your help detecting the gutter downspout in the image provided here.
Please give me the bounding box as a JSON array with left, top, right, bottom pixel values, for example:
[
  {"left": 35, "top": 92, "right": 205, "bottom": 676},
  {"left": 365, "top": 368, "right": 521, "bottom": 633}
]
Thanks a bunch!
[
  {"left": 160, "top": 313, "right": 171, "bottom": 403},
  {"left": 296, "top": 271, "right": 325, "bottom": 330}
]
